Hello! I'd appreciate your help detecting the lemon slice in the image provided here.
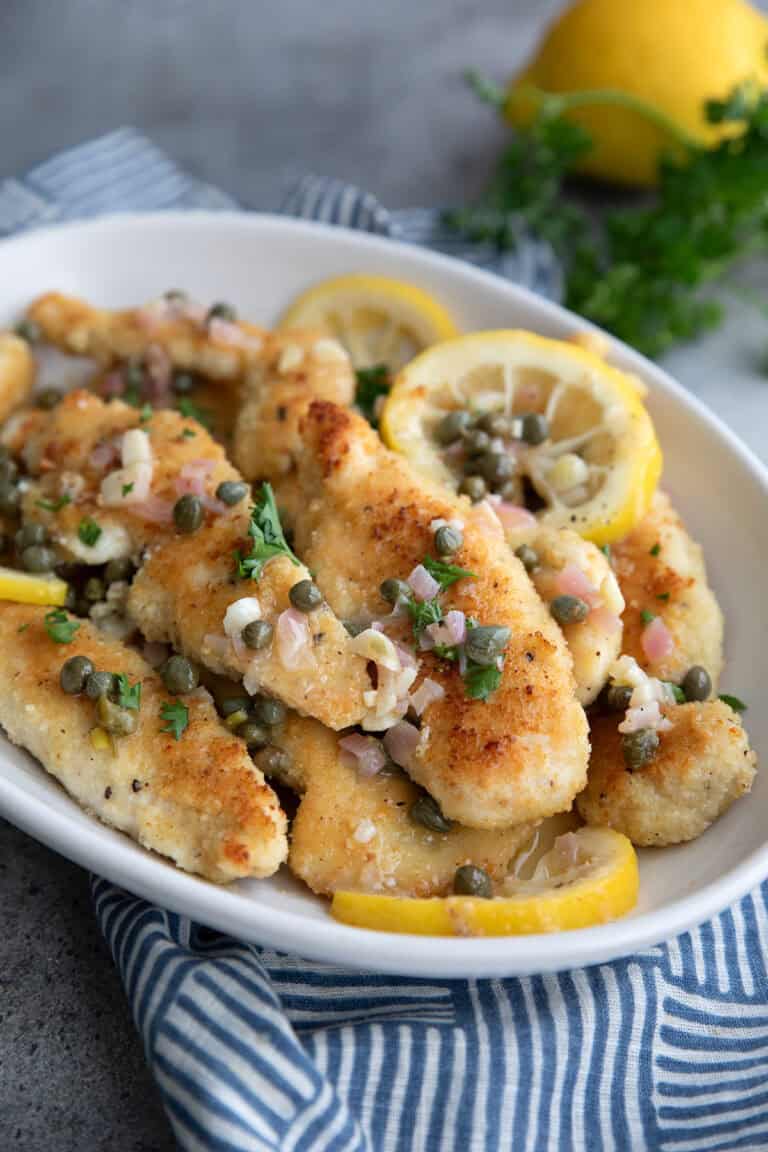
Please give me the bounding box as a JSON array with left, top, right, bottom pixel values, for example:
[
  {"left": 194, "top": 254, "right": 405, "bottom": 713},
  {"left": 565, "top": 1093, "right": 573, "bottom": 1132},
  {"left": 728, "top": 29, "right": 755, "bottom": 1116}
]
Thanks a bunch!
[
  {"left": 0, "top": 567, "right": 68, "bottom": 606},
  {"left": 278, "top": 274, "right": 459, "bottom": 371},
  {"left": 380, "top": 330, "right": 662, "bottom": 545},
  {"left": 331, "top": 827, "right": 639, "bottom": 936}
]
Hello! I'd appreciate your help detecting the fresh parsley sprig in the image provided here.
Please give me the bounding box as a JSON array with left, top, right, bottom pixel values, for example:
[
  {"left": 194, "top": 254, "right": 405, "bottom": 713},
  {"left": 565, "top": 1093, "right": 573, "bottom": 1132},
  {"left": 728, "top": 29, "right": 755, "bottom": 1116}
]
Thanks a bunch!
[
  {"left": 44, "top": 608, "right": 80, "bottom": 644},
  {"left": 36, "top": 494, "right": 71, "bottom": 513},
  {"left": 160, "top": 700, "right": 189, "bottom": 740},
  {"left": 422, "top": 555, "right": 476, "bottom": 590},
  {"left": 114, "top": 674, "right": 141, "bottom": 711},
  {"left": 78, "top": 517, "right": 102, "bottom": 547},
  {"left": 235, "top": 483, "right": 301, "bottom": 580}
]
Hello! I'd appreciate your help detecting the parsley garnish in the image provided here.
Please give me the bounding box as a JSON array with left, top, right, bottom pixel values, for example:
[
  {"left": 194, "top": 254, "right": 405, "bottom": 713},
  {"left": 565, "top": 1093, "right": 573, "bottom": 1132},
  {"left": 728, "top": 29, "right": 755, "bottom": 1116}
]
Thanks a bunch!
[
  {"left": 656, "top": 592, "right": 670, "bottom": 602},
  {"left": 114, "top": 673, "right": 141, "bottom": 711},
  {"left": 640, "top": 609, "right": 656, "bottom": 625},
  {"left": 35, "top": 494, "right": 71, "bottom": 513},
  {"left": 649, "top": 542, "right": 661, "bottom": 557},
  {"left": 719, "top": 693, "right": 747, "bottom": 713},
  {"left": 446, "top": 76, "right": 768, "bottom": 358},
  {"left": 664, "top": 682, "right": 686, "bottom": 704},
  {"left": 17, "top": 622, "right": 29, "bottom": 633},
  {"left": 600, "top": 543, "right": 612, "bottom": 563},
  {"left": 181, "top": 428, "right": 197, "bottom": 439},
  {"left": 160, "top": 700, "right": 189, "bottom": 740},
  {"left": 235, "top": 483, "right": 300, "bottom": 580},
  {"left": 177, "top": 397, "right": 212, "bottom": 429},
  {"left": 355, "top": 364, "right": 391, "bottom": 427},
  {"left": 44, "top": 608, "right": 79, "bottom": 644},
  {"left": 122, "top": 482, "right": 134, "bottom": 497},
  {"left": 139, "top": 404, "right": 153, "bottom": 423},
  {"left": 407, "top": 597, "right": 444, "bottom": 637},
  {"left": 422, "top": 555, "right": 476, "bottom": 591},
  {"left": 78, "top": 517, "right": 102, "bottom": 547},
  {"left": 464, "top": 662, "right": 502, "bottom": 702}
]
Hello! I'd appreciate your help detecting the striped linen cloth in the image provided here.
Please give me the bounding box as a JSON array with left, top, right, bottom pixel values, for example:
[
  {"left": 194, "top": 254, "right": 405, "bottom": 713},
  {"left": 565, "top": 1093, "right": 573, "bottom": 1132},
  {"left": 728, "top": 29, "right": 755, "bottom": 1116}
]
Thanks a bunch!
[{"left": 4, "top": 129, "right": 768, "bottom": 1152}]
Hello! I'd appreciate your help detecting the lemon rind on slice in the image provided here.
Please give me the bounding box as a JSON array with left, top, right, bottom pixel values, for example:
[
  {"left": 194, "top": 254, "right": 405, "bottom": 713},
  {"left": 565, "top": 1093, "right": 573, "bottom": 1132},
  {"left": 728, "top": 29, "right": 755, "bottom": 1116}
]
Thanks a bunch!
[
  {"left": 331, "top": 827, "right": 639, "bottom": 937},
  {"left": 277, "top": 274, "right": 459, "bottom": 370},
  {"left": 0, "top": 567, "right": 69, "bottom": 606},
  {"left": 380, "top": 329, "right": 662, "bottom": 544}
]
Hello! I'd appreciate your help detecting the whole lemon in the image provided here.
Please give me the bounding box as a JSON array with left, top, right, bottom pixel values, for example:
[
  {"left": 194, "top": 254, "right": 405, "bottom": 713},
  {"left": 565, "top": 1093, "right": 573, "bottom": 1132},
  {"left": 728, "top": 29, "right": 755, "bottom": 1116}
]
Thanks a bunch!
[{"left": 507, "top": 0, "right": 768, "bottom": 186}]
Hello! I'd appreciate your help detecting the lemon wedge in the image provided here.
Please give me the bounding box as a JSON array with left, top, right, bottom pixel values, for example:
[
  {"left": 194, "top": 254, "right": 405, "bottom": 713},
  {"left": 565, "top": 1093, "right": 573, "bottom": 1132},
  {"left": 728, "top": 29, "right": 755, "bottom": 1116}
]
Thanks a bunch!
[
  {"left": 278, "top": 274, "right": 459, "bottom": 371},
  {"left": 380, "top": 330, "right": 661, "bottom": 545},
  {"left": 0, "top": 567, "right": 68, "bottom": 606},
  {"left": 331, "top": 827, "right": 638, "bottom": 937}
]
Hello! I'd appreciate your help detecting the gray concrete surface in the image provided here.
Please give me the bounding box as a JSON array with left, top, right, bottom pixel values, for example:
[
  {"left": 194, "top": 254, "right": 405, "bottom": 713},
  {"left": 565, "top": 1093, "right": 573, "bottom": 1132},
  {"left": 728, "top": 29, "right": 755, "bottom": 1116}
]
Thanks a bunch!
[{"left": 1, "top": 2, "right": 767, "bottom": 1150}]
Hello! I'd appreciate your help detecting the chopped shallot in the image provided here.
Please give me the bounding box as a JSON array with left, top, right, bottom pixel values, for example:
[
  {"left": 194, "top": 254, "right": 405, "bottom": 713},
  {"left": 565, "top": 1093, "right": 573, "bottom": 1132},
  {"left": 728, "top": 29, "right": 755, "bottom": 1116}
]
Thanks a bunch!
[
  {"left": 276, "top": 608, "right": 315, "bottom": 670},
  {"left": 339, "top": 733, "right": 388, "bottom": 777},
  {"left": 410, "top": 678, "right": 445, "bottom": 717},
  {"left": 489, "top": 499, "right": 537, "bottom": 536},
  {"left": 641, "top": 616, "right": 674, "bottom": 663},
  {"left": 127, "top": 494, "right": 174, "bottom": 523},
  {"left": 383, "top": 719, "right": 421, "bottom": 769},
  {"left": 407, "top": 564, "right": 440, "bottom": 602},
  {"left": 554, "top": 563, "right": 602, "bottom": 609},
  {"left": 424, "top": 609, "right": 466, "bottom": 649}
]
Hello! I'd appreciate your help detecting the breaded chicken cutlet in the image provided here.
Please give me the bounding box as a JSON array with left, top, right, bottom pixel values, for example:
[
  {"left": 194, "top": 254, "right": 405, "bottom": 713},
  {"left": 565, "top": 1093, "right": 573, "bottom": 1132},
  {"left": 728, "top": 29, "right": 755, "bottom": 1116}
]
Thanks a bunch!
[
  {"left": 276, "top": 400, "right": 589, "bottom": 830},
  {"left": 0, "top": 604, "right": 287, "bottom": 880},
  {"left": 0, "top": 333, "right": 34, "bottom": 423}
]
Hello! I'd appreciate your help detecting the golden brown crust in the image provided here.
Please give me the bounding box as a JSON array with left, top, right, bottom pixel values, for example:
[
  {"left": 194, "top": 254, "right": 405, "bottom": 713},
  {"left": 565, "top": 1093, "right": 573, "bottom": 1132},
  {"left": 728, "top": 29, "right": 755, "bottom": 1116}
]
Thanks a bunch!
[
  {"left": 0, "top": 334, "right": 34, "bottom": 423},
  {"left": 0, "top": 604, "right": 287, "bottom": 880},
  {"left": 578, "top": 701, "right": 756, "bottom": 846},
  {"left": 612, "top": 491, "right": 723, "bottom": 686},
  {"left": 284, "top": 401, "right": 589, "bottom": 829}
]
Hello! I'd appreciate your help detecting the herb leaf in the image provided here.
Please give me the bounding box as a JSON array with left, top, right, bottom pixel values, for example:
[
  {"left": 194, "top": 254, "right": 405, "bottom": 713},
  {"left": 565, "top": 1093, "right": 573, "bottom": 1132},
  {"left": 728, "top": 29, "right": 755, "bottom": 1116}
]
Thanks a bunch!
[
  {"left": 640, "top": 609, "right": 656, "bottom": 625},
  {"left": 122, "top": 482, "right": 134, "bottom": 497},
  {"left": 114, "top": 673, "right": 142, "bottom": 711},
  {"left": 36, "top": 494, "right": 71, "bottom": 513},
  {"left": 407, "top": 597, "right": 443, "bottom": 637},
  {"left": 44, "top": 608, "right": 79, "bottom": 644},
  {"left": 719, "top": 693, "right": 747, "bottom": 713},
  {"left": 177, "top": 397, "right": 212, "bottom": 429},
  {"left": 235, "top": 482, "right": 300, "bottom": 580},
  {"left": 464, "top": 662, "right": 502, "bottom": 701},
  {"left": 355, "top": 364, "right": 391, "bottom": 426},
  {"left": 160, "top": 700, "right": 189, "bottom": 740},
  {"left": 649, "top": 542, "right": 661, "bottom": 557},
  {"left": 422, "top": 555, "right": 476, "bottom": 590},
  {"left": 78, "top": 517, "right": 102, "bottom": 547},
  {"left": 664, "top": 682, "right": 686, "bottom": 704}
]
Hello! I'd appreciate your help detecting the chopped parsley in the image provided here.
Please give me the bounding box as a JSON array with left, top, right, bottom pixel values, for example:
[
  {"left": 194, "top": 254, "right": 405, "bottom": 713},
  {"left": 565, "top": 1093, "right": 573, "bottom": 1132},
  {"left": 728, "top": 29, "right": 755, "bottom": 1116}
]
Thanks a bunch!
[
  {"left": 160, "top": 700, "right": 189, "bottom": 740},
  {"left": 139, "top": 404, "right": 153, "bottom": 423},
  {"left": 664, "top": 682, "right": 686, "bottom": 704},
  {"left": 122, "top": 482, "right": 134, "bottom": 497},
  {"left": 649, "top": 542, "right": 661, "bottom": 557},
  {"left": 77, "top": 517, "right": 102, "bottom": 547},
  {"left": 114, "top": 673, "right": 142, "bottom": 711},
  {"left": 181, "top": 428, "right": 197, "bottom": 439},
  {"left": 35, "top": 493, "right": 71, "bottom": 513},
  {"left": 355, "top": 364, "right": 391, "bottom": 427},
  {"left": 177, "top": 397, "right": 212, "bottom": 429},
  {"left": 464, "top": 662, "right": 502, "bottom": 702},
  {"left": 407, "top": 596, "right": 444, "bottom": 637},
  {"left": 600, "top": 543, "right": 612, "bottom": 563},
  {"left": 719, "top": 693, "right": 747, "bottom": 713},
  {"left": 235, "top": 483, "right": 300, "bottom": 580},
  {"left": 17, "top": 622, "right": 29, "bottom": 633},
  {"left": 422, "top": 555, "right": 476, "bottom": 590},
  {"left": 656, "top": 592, "right": 670, "bottom": 602},
  {"left": 640, "top": 609, "right": 656, "bottom": 625},
  {"left": 44, "top": 608, "right": 80, "bottom": 644}
]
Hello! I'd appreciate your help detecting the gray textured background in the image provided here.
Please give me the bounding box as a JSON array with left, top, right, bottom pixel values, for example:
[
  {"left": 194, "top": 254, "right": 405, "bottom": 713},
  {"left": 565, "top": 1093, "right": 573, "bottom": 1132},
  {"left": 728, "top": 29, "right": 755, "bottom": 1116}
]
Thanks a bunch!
[{"left": 1, "top": 3, "right": 767, "bottom": 1151}]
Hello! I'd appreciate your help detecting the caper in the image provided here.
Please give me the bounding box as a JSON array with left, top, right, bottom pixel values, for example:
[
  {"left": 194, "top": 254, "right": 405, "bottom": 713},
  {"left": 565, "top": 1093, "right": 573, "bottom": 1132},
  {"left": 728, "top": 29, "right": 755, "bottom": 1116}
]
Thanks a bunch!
[
  {"left": 97, "top": 695, "right": 137, "bottom": 737},
  {"left": 289, "top": 579, "right": 323, "bottom": 613},
  {"left": 216, "top": 480, "right": 248, "bottom": 507},
  {"left": 15, "top": 522, "right": 48, "bottom": 550},
  {"left": 605, "top": 682, "right": 633, "bottom": 712},
  {"left": 173, "top": 494, "right": 203, "bottom": 534},
  {"left": 0, "top": 446, "right": 9, "bottom": 464},
  {"left": 253, "top": 696, "right": 287, "bottom": 728},
  {"left": 225, "top": 709, "right": 250, "bottom": 731},
  {"left": 85, "top": 671, "right": 118, "bottom": 701},
  {"left": 520, "top": 413, "right": 549, "bottom": 445},
  {"left": 59, "top": 655, "right": 94, "bottom": 695},
  {"left": 458, "top": 475, "right": 487, "bottom": 503},
  {"left": 14, "top": 318, "right": 41, "bottom": 344},
  {"left": 164, "top": 289, "right": 188, "bottom": 303},
  {"left": 515, "top": 544, "right": 539, "bottom": 572},
  {"left": 172, "top": 371, "right": 197, "bottom": 394},
  {"left": 220, "top": 696, "right": 251, "bottom": 718},
  {"left": 550, "top": 595, "right": 590, "bottom": 625},
  {"left": 477, "top": 411, "right": 509, "bottom": 438},
  {"left": 410, "top": 793, "right": 453, "bottom": 834},
  {"left": 380, "top": 577, "right": 410, "bottom": 605},
  {"left": 161, "top": 654, "right": 199, "bottom": 695},
  {"left": 478, "top": 450, "right": 515, "bottom": 489},
  {"left": 434, "top": 524, "right": 463, "bottom": 556},
  {"left": 681, "top": 665, "right": 712, "bottom": 703},
  {"left": 252, "top": 745, "right": 294, "bottom": 780},
  {"left": 464, "top": 429, "right": 491, "bottom": 457},
  {"left": 21, "top": 544, "right": 56, "bottom": 573},
  {"left": 35, "top": 388, "right": 61, "bottom": 410},
  {"left": 0, "top": 458, "right": 18, "bottom": 484},
  {"left": 242, "top": 619, "right": 273, "bottom": 650},
  {"left": 84, "top": 577, "right": 105, "bottom": 603},
  {"left": 464, "top": 625, "right": 511, "bottom": 667},
  {"left": 207, "top": 302, "right": 237, "bottom": 324},
  {"left": 435, "top": 410, "right": 472, "bottom": 445},
  {"left": 453, "top": 864, "right": 493, "bottom": 898},
  {"left": 105, "top": 557, "right": 135, "bottom": 585},
  {"left": 0, "top": 483, "right": 20, "bottom": 517},
  {"left": 622, "top": 727, "right": 659, "bottom": 771},
  {"left": 124, "top": 360, "right": 144, "bottom": 390},
  {"left": 238, "top": 722, "right": 270, "bottom": 750},
  {"left": 343, "top": 618, "right": 367, "bottom": 637}
]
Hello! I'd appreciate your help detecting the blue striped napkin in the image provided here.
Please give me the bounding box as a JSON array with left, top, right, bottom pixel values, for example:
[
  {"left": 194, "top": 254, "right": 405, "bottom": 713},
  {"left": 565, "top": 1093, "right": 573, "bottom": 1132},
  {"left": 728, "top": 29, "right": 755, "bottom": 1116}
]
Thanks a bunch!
[{"left": 5, "top": 129, "right": 768, "bottom": 1152}]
